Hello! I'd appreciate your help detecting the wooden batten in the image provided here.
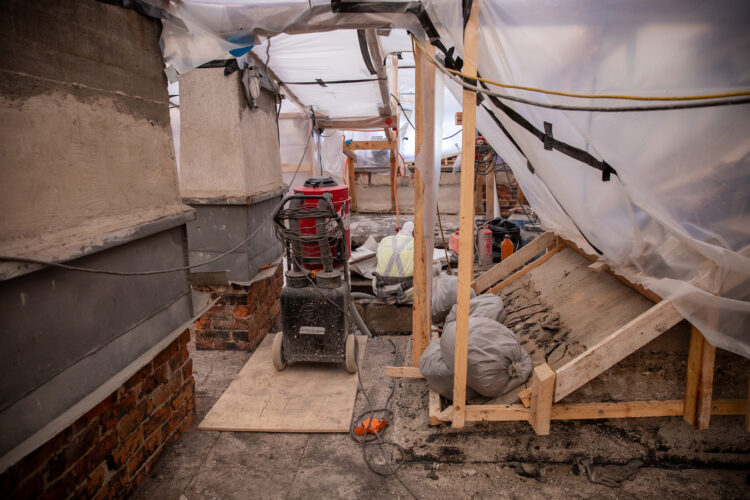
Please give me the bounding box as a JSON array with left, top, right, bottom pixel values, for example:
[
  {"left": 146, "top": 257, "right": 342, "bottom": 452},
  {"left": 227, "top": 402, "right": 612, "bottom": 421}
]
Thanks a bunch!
[
  {"left": 410, "top": 38, "right": 433, "bottom": 367},
  {"left": 451, "top": 0, "right": 480, "bottom": 429}
]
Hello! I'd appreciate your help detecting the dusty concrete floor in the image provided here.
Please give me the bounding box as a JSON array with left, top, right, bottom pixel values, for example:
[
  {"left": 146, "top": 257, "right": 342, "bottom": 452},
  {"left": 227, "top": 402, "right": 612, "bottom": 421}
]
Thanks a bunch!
[{"left": 130, "top": 332, "right": 749, "bottom": 500}]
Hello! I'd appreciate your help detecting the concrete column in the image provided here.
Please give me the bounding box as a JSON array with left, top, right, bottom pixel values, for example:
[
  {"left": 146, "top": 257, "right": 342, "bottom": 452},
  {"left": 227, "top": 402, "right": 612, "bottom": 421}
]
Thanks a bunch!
[{"left": 179, "top": 68, "right": 285, "bottom": 283}]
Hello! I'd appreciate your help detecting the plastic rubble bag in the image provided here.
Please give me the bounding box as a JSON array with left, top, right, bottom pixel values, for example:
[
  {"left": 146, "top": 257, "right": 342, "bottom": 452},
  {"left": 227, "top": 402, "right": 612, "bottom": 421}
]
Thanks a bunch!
[
  {"left": 431, "top": 272, "right": 476, "bottom": 323},
  {"left": 376, "top": 221, "right": 415, "bottom": 278},
  {"left": 419, "top": 340, "right": 479, "bottom": 400},
  {"left": 445, "top": 294, "right": 506, "bottom": 325},
  {"left": 441, "top": 317, "right": 532, "bottom": 398}
]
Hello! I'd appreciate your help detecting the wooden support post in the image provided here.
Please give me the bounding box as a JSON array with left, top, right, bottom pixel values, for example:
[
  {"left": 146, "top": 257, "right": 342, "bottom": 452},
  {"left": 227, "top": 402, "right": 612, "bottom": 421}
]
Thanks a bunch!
[
  {"left": 529, "top": 364, "right": 555, "bottom": 435},
  {"left": 451, "top": 0, "right": 480, "bottom": 429},
  {"left": 410, "top": 39, "right": 433, "bottom": 367},
  {"left": 346, "top": 156, "right": 357, "bottom": 212},
  {"left": 683, "top": 326, "right": 716, "bottom": 429},
  {"left": 390, "top": 150, "right": 397, "bottom": 212},
  {"left": 485, "top": 166, "right": 495, "bottom": 219},
  {"left": 365, "top": 29, "right": 393, "bottom": 118},
  {"left": 389, "top": 54, "right": 400, "bottom": 212},
  {"left": 474, "top": 166, "right": 484, "bottom": 214}
]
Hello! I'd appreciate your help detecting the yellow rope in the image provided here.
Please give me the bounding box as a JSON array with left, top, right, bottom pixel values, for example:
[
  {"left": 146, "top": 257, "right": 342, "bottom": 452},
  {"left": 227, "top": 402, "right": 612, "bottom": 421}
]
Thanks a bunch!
[{"left": 411, "top": 35, "right": 750, "bottom": 102}]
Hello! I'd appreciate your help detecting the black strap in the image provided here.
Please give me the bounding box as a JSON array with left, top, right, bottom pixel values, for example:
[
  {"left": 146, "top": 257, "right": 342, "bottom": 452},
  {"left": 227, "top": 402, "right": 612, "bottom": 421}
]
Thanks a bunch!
[
  {"left": 282, "top": 77, "right": 386, "bottom": 86},
  {"left": 357, "top": 29, "right": 377, "bottom": 76}
]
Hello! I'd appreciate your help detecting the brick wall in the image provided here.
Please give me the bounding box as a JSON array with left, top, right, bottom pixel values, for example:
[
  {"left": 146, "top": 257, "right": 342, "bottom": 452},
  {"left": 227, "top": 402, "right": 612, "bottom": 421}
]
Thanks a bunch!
[
  {"left": 0, "top": 330, "right": 195, "bottom": 500},
  {"left": 495, "top": 165, "right": 523, "bottom": 216},
  {"left": 194, "top": 263, "right": 283, "bottom": 350}
]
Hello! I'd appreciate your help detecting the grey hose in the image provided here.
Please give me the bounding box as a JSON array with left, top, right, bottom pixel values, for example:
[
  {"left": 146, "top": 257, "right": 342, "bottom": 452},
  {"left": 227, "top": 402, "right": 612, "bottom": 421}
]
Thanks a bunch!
[
  {"left": 351, "top": 292, "right": 377, "bottom": 300},
  {"left": 349, "top": 300, "right": 373, "bottom": 337}
]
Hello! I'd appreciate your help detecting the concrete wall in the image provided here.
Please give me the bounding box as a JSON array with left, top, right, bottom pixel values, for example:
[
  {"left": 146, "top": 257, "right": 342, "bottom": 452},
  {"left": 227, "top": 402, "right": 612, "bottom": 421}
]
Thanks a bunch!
[
  {"left": 179, "top": 68, "right": 284, "bottom": 199},
  {"left": 0, "top": 0, "right": 196, "bottom": 470},
  {"left": 0, "top": 0, "right": 183, "bottom": 247}
]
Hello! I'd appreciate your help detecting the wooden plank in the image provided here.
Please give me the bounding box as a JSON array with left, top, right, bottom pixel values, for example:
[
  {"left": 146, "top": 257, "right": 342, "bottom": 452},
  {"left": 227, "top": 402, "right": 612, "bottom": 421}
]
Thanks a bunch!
[
  {"left": 385, "top": 366, "right": 423, "bottom": 378},
  {"left": 518, "top": 387, "right": 531, "bottom": 407},
  {"left": 552, "top": 400, "right": 684, "bottom": 420},
  {"left": 472, "top": 232, "right": 556, "bottom": 293},
  {"left": 344, "top": 140, "right": 393, "bottom": 151},
  {"left": 199, "top": 334, "right": 366, "bottom": 432},
  {"left": 451, "top": 0, "right": 480, "bottom": 429},
  {"left": 346, "top": 156, "right": 357, "bottom": 212},
  {"left": 463, "top": 398, "right": 745, "bottom": 424},
  {"left": 588, "top": 261, "right": 608, "bottom": 273},
  {"left": 683, "top": 325, "right": 704, "bottom": 426},
  {"left": 429, "top": 387, "right": 442, "bottom": 425},
  {"left": 489, "top": 243, "right": 565, "bottom": 294},
  {"left": 390, "top": 150, "right": 397, "bottom": 211},
  {"left": 554, "top": 300, "right": 684, "bottom": 402},
  {"left": 565, "top": 239, "right": 662, "bottom": 303},
  {"left": 466, "top": 404, "right": 530, "bottom": 421},
  {"left": 410, "top": 39, "right": 432, "bottom": 367},
  {"left": 365, "top": 29, "right": 393, "bottom": 118},
  {"left": 529, "top": 364, "right": 555, "bottom": 435},
  {"left": 485, "top": 168, "right": 495, "bottom": 219},
  {"left": 696, "top": 333, "right": 716, "bottom": 429},
  {"left": 317, "top": 116, "right": 393, "bottom": 129}
]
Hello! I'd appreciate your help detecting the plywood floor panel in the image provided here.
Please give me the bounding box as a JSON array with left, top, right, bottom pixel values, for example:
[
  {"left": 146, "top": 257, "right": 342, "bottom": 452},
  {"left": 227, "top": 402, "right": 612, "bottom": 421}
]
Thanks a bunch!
[{"left": 199, "top": 334, "right": 366, "bottom": 433}]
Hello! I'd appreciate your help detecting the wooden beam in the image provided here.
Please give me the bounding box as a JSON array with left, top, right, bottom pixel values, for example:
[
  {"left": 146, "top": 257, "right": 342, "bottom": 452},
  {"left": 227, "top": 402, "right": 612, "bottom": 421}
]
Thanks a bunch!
[
  {"left": 410, "top": 39, "right": 433, "bottom": 367},
  {"left": 472, "top": 232, "right": 556, "bottom": 293},
  {"left": 489, "top": 243, "right": 565, "bottom": 294},
  {"left": 365, "top": 29, "right": 393, "bottom": 118},
  {"left": 429, "top": 388, "right": 442, "bottom": 425},
  {"left": 485, "top": 167, "right": 495, "bottom": 219},
  {"left": 346, "top": 156, "right": 357, "bottom": 212},
  {"left": 683, "top": 325, "right": 704, "bottom": 426},
  {"left": 565, "top": 239, "right": 662, "bottom": 303},
  {"left": 588, "top": 261, "right": 608, "bottom": 273},
  {"left": 451, "top": 0, "right": 480, "bottom": 429},
  {"left": 385, "top": 366, "right": 423, "bottom": 378},
  {"left": 552, "top": 400, "right": 684, "bottom": 420},
  {"left": 462, "top": 398, "right": 745, "bottom": 424},
  {"left": 518, "top": 387, "right": 532, "bottom": 407},
  {"left": 529, "top": 364, "right": 555, "bottom": 435},
  {"left": 466, "top": 404, "right": 529, "bottom": 421},
  {"left": 389, "top": 54, "right": 400, "bottom": 212},
  {"left": 696, "top": 332, "right": 716, "bottom": 429},
  {"left": 344, "top": 140, "right": 393, "bottom": 151},
  {"left": 390, "top": 151, "right": 397, "bottom": 211},
  {"left": 317, "top": 116, "right": 394, "bottom": 129},
  {"left": 554, "top": 300, "right": 685, "bottom": 402}
]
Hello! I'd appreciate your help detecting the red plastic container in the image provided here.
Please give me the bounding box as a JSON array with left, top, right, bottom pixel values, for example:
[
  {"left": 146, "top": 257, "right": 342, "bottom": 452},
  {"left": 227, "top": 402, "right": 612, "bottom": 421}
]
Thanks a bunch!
[{"left": 293, "top": 177, "right": 351, "bottom": 270}]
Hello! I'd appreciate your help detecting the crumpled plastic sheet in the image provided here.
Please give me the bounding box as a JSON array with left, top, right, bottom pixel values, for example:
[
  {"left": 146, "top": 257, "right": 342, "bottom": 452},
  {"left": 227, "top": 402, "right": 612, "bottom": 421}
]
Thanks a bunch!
[{"left": 425, "top": 0, "right": 750, "bottom": 358}]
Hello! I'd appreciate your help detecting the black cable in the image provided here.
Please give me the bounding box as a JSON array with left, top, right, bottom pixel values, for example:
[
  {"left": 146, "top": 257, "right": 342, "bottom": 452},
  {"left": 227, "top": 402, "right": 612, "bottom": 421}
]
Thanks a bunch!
[
  {"left": 390, "top": 92, "right": 415, "bottom": 129},
  {"left": 287, "top": 126, "right": 314, "bottom": 188},
  {"left": 0, "top": 223, "right": 269, "bottom": 276},
  {"left": 443, "top": 128, "right": 462, "bottom": 140}
]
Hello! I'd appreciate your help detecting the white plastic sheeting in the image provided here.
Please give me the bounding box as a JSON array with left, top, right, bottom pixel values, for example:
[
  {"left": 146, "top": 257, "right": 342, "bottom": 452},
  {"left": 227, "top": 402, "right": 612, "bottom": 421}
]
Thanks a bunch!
[
  {"left": 426, "top": 0, "right": 750, "bottom": 357},
  {"left": 153, "top": 0, "right": 749, "bottom": 358}
]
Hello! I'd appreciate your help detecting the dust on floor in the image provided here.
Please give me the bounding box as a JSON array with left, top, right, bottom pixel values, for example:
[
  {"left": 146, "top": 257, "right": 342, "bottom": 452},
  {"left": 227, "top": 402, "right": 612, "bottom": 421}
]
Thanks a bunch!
[{"left": 131, "top": 333, "right": 750, "bottom": 500}]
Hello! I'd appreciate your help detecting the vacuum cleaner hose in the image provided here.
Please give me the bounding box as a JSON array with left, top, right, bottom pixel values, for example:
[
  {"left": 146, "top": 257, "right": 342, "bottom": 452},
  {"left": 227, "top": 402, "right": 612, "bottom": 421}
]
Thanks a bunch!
[{"left": 349, "top": 300, "right": 373, "bottom": 337}]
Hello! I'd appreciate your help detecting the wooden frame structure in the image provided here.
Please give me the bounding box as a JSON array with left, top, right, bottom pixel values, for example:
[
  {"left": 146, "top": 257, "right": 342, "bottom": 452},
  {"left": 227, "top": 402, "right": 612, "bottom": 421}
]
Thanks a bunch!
[
  {"left": 390, "top": 234, "right": 749, "bottom": 433},
  {"left": 391, "top": 0, "right": 749, "bottom": 434}
]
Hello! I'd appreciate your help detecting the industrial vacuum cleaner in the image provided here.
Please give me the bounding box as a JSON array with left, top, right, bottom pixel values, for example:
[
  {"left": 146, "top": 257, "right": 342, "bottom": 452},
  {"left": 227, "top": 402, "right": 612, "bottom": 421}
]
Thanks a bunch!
[{"left": 271, "top": 177, "right": 358, "bottom": 373}]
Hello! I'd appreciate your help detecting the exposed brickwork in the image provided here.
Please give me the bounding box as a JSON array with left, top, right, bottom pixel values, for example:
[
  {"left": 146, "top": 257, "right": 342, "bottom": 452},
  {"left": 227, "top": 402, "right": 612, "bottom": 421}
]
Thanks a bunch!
[
  {"left": 495, "top": 166, "right": 523, "bottom": 216},
  {"left": 0, "top": 330, "right": 195, "bottom": 500},
  {"left": 193, "top": 263, "right": 283, "bottom": 351}
]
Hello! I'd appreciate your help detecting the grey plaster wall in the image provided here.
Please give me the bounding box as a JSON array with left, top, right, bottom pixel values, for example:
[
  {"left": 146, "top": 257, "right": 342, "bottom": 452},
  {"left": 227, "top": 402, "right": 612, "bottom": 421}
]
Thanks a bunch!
[
  {"left": 179, "top": 68, "right": 284, "bottom": 199},
  {"left": 0, "top": 0, "right": 182, "bottom": 245},
  {"left": 0, "top": 227, "right": 193, "bottom": 457},
  {"left": 186, "top": 194, "right": 284, "bottom": 282}
]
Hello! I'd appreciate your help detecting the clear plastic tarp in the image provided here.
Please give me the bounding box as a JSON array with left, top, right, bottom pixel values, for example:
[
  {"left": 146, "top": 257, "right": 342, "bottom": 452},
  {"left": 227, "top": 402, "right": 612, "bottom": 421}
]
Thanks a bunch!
[
  {"left": 153, "top": 0, "right": 750, "bottom": 358},
  {"left": 426, "top": 0, "right": 750, "bottom": 358}
]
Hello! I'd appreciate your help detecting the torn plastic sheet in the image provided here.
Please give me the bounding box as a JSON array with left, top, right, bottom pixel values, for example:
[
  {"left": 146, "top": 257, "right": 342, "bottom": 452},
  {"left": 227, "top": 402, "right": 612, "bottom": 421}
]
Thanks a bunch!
[
  {"left": 151, "top": 0, "right": 422, "bottom": 74},
  {"left": 425, "top": 0, "right": 750, "bottom": 358}
]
